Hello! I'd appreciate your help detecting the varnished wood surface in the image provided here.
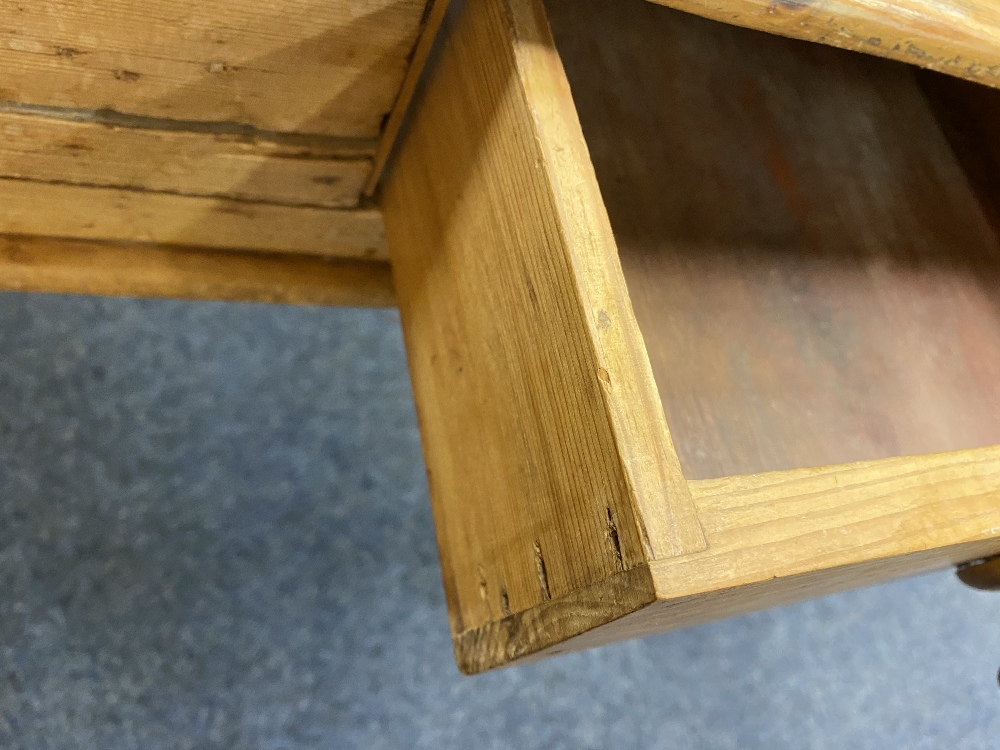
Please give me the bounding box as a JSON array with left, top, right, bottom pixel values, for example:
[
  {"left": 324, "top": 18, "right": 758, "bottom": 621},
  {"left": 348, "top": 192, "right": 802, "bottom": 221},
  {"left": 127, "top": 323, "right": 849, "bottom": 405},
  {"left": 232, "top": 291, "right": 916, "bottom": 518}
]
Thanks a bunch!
[
  {"left": 0, "top": 111, "right": 370, "bottom": 208},
  {"left": 0, "top": 179, "right": 386, "bottom": 259},
  {"left": 383, "top": 0, "right": 705, "bottom": 666},
  {"left": 0, "top": 234, "right": 396, "bottom": 307},
  {"left": 0, "top": 0, "right": 430, "bottom": 138},
  {"left": 548, "top": 0, "right": 1000, "bottom": 479},
  {"left": 645, "top": 0, "right": 1000, "bottom": 89}
]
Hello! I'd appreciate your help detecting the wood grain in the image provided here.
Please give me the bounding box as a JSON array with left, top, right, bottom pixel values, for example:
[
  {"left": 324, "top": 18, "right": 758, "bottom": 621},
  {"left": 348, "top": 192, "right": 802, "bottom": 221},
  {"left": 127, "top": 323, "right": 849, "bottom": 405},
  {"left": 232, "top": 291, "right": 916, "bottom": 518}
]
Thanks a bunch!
[
  {"left": 454, "top": 565, "right": 656, "bottom": 674},
  {"left": 0, "top": 178, "right": 386, "bottom": 259},
  {"left": 651, "top": 446, "right": 1000, "bottom": 628},
  {"left": 0, "top": 234, "right": 395, "bottom": 307},
  {"left": 0, "top": 0, "right": 430, "bottom": 138},
  {"left": 364, "top": 0, "right": 452, "bottom": 196},
  {"left": 516, "top": 446, "right": 1000, "bottom": 661},
  {"left": 382, "top": 0, "right": 705, "bottom": 660},
  {"left": 548, "top": 0, "right": 1000, "bottom": 479},
  {"left": 0, "top": 111, "right": 370, "bottom": 207},
  {"left": 645, "top": 0, "right": 1000, "bottom": 88}
]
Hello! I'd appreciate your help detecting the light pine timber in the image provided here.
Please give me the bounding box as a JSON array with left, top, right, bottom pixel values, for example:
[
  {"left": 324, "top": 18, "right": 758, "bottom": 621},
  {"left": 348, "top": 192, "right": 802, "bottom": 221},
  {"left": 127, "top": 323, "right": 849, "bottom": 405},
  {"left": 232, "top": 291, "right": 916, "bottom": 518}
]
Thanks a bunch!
[
  {"left": 364, "top": 0, "right": 452, "bottom": 196},
  {"left": 0, "top": 234, "right": 396, "bottom": 307},
  {"left": 0, "top": 0, "right": 430, "bottom": 138},
  {"left": 497, "top": 447, "right": 1000, "bottom": 669},
  {"left": 645, "top": 0, "right": 1000, "bottom": 89},
  {"left": 0, "top": 179, "right": 387, "bottom": 259},
  {"left": 916, "top": 68, "right": 1000, "bottom": 238},
  {"left": 382, "top": 0, "right": 706, "bottom": 672},
  {"left": 0, "top": 111, "right": 371, "bottom": 208},
  {"left": 393, "top": 0, "right": 1000, "bottom": 672},
  {"left": 548, "top": 0, "right": 1000, "bottom": 480}
]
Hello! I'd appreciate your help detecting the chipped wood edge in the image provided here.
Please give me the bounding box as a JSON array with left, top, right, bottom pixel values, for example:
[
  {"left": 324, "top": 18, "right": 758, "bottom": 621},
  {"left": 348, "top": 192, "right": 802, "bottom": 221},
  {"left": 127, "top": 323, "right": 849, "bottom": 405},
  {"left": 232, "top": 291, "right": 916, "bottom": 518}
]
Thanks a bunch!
[
  {"left": 0, "top": 234, "right": 396, "bottom": 308},
  {"left": 363, "top": 0, "right": 453, "bottom": 196},
  {"left": 646, "top": 0, "right": 1000, "bottom": 89},
  {"left": 452, "top": 564, "right": 657, "bottom": 674}
]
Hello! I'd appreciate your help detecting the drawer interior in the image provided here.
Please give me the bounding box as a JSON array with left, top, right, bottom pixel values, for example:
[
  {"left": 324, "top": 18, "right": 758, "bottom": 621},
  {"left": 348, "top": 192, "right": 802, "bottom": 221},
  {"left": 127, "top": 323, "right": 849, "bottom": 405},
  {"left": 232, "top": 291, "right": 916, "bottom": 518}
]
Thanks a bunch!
[{"left": 547, "top": 0, "right": 1000, "bottom": 480}]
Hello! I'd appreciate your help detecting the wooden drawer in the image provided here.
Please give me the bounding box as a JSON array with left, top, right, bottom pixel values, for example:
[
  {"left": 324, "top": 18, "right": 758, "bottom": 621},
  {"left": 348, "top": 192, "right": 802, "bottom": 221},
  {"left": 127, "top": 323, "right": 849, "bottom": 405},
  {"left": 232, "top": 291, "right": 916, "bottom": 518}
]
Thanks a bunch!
[
  {"left": 2, "top": 0, "right": 999, "bottom": 677},
  {"left": 381, "top": 0, "right": 1000, "bottom": 672}
]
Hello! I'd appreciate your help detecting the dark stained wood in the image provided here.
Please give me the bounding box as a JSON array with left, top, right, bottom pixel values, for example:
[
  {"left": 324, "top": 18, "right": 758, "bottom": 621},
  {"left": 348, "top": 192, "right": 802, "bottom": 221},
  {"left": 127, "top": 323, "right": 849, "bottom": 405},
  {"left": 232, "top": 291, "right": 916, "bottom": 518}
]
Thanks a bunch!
[{"left": 546, "top": 0, "right": 1000, "bottom": 479}]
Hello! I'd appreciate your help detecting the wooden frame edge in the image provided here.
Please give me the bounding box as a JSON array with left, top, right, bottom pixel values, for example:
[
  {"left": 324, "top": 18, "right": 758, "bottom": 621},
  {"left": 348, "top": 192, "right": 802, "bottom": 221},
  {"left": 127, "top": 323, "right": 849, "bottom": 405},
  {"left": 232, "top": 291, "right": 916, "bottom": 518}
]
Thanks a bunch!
[
  {"left": 363, "top": 0, "right": 453, "bottom": 197},
  {"left": 514, "top": 446, "right": 1000, "bottom": 658},
  {"left": 0, "top": 234, "right": 397, "bottom": 308},
  {"left": 644, "top": 0, "right": 1000, "bottom": 90},
  {"left": 452, "top": 564, "right": 657, "bottom": 674},
  {"left": 650, "top": 445, "right": 1000, "bottom": 613}
]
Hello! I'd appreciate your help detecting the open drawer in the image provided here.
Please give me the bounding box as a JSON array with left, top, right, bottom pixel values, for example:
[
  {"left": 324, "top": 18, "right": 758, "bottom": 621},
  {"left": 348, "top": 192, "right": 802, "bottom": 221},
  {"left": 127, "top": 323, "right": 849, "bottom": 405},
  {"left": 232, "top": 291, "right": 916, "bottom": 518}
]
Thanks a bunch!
[{"left": 381, "top": 0, "right": 1000, "bottom": 672}]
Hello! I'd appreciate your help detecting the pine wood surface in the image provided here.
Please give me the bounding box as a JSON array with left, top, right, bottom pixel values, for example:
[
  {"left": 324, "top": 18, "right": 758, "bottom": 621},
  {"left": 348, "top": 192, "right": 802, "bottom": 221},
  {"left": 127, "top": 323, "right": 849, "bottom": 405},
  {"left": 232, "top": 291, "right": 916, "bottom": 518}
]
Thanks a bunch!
[
  {"left": 382, "top": 0, "right": 706, "bottom": 666},
  {"left": 526, "top": 446, "right": 1000, "bottom": 663},
  {"left": 0, "top": 178, "right": 387, "bottom": 259},
  {"left": 645, "top": 0, "right": 1000, "bottom": 89},
  {"left": 0, "top": 234, "right": 396, "bottom": 307},
  {"left": 0, "top": 111, "right": 370, "bottom": 208},
  {"left": 0, "top": 0, "right": 429, "bottom": 138}
]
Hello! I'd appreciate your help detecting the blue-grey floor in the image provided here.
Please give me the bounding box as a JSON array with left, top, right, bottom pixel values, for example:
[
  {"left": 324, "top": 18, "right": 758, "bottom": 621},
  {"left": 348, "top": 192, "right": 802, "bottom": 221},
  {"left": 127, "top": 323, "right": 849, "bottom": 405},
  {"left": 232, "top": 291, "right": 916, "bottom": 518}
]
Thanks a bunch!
[{"left": 0, "top": 292, "right": 998, "bottom": 749}]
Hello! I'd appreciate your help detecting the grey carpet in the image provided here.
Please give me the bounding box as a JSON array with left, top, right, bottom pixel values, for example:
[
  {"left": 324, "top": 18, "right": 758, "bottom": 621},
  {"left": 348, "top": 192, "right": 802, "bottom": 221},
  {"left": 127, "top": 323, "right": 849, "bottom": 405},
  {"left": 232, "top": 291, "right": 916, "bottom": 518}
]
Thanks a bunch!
[{"left": 0, "top": 292, "right": 997, "bottom": 749}]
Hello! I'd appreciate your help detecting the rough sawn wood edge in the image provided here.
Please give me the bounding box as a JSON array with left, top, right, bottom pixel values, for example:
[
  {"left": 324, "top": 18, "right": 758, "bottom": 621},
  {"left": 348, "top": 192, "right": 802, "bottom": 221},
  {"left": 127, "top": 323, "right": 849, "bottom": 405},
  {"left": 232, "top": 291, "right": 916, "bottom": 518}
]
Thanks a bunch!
[{"left": 645, "top": 0, "right": 1000, "bottom": 89}]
